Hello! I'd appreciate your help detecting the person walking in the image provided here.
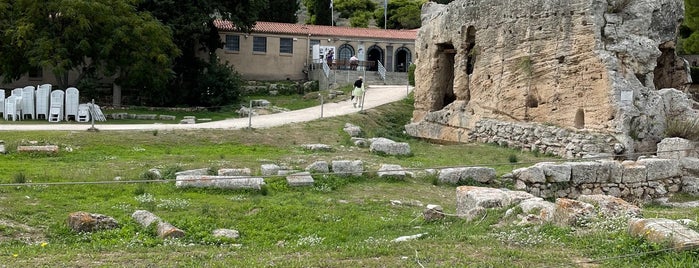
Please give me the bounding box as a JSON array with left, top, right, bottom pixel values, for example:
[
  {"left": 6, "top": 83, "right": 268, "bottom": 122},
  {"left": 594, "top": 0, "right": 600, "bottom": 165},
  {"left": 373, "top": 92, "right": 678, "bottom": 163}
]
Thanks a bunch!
[{"left": 352, "top": 76, "right": 365, "bottom": 108}]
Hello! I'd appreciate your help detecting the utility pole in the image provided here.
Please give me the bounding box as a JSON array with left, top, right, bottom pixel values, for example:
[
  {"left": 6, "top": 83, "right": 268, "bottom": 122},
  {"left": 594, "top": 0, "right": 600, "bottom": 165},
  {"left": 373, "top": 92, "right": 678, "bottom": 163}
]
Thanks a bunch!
[{"left": 384, "top": 0, "right": 387, "bottom": 29}]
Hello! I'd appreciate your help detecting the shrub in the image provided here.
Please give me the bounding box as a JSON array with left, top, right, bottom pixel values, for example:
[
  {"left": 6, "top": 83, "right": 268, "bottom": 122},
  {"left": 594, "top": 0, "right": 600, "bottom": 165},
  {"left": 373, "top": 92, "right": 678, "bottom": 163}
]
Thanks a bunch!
[
  {"left": 665, "top": 118, "right": 699, "bottom": 140},
  {"left": 408, "top": 63, "right": 416, "bottom": 86},
  {"left": 13, "top": 172, "right": 26, "bottom": 184}
]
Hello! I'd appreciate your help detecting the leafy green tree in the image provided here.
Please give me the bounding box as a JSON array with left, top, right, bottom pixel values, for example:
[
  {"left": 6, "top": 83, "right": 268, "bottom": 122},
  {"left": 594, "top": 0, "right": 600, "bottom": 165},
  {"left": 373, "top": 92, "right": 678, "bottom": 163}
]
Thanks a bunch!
[
  {"left": 138, "top": 0, "right": 264, "bottom": 106},
  {"left": 304, "top": 0, "right": 332, "bottom": 25},
  {"left": 335, "top": 0, "right": 376, "bottom": 18},
  {"left": 374, "top": 0, "right": 425, "bottom": 29},
  {"left": 684, "top": 0, "right": 699, "bottom": 54},
  {"left": 258, "top": 0, "right": 299, "bottom": 23},
  {"left": 0, "top": 0, "right": 178, "bottom": 95},
  {"left": 349, "top": 11, "right": 373, "bottom": 27}
]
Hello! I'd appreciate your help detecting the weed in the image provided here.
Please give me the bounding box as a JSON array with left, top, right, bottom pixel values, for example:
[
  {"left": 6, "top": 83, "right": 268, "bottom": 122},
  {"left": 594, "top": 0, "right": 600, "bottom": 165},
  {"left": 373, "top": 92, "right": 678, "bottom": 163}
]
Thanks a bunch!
[
  {"left": 152, "top": 130, "right": 158, "bottom": 136},
  {"left": 508, "top": 154, "right": 519, "bottom": 163},
  {"left": 259, "top": 184, "right": 269, "bottom": 196},
  {"left": 139, "top": 170, "right": 160, "bottom": 180},
  {"left": 13, "top": 172, "right": 27, "bottom": 184},
  {"left": 161, "top": 165, "right": 183, "bottom": 180},
  {"left": 133, "top": 184, "right": 146, "bottom": 196}
]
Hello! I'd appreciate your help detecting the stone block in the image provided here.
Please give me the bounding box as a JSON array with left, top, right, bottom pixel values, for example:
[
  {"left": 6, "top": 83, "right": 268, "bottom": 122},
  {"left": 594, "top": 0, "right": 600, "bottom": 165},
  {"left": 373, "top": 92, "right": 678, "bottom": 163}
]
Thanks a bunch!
[
  {"left": 621, "top": 163, "right": 647, "bottom": 183},
  {"left": 132, "top": 210, "right": 184, "bottom": 239},
  {"left": 577, "top": 194, "right": 641, "bottom": 218},
  {"left": 637, "top": 158, "right": 680, "bottom": 181},
  {"left": 456, "top": 186, "right": 510, "bottom": 215},
  {"left": 682, "top": 177, "right": 699, "bottom": 196},
  {"left": 305, "top": 161, "right": 329, "bottom": 173},
  {"left": 439, "top": 167, "right": 496, "bottom": 184},
  {"left": 175, "top": 168, "right": 209, "bottom": 176},
  {"left": 552, "top": 198, "right": 595, "bottom": 227},
  {"left": 680, "top": 157, "right": 699, "bottom": 175},
  {"left": 260, "top": 164, "right": 281, "bottom": 176},
  {"left": 657, "top": 137, "right": 696, "bottom": 159},
  {"left": 67, "top": 212, "right": 119, "bottom": 233},
  {"left": 175, "top": 175, "right": 265, "bottom": 190},
  {"left": 213, "top": 229, "right": 240, "bottom": 239},
  {"left": 302, "top": 144, "right": 333, "bottom": 152},
  {"left": 513, "top": 166, "right": 545, "bottom": 183},
  {"left": 343, "top": 123, "right": 362, "bottom": 137},
  {"left": 628, "top": 218, "right": 699, "bottom": 251},
  {"left": 135, "top": 114, "right": 158, "bottom": 120},
  {"left": 568, "top": 161, "right": 601, "bottom": 184},
  {"left": 159, "top": 115, "right": 177, "bottom": 120},
  {"left": 518, "top": 198, "right": 555, "bottom": 221},
  {"left": 423, "top": 204, "right": 444, "bottom": 221},
  {"left": 331, "top": 160, "right": 363, "bottom": 176},
  {"left": 369, "top": 138, "right": 411, "bottom": 156},
  {"left": 286, "top": 172, "right": 314, "bottom": 187},
  {"left": 377, "top": 164, "right": 406, "bottom": 179},
  {"left": 535, "top": 162, "right": 571, "bottom": 182},
  {"left": 17, "top": 145, "right": 59, "bottom": 154},
  {"left": 218, "top": 168, "right": 251, "bottom": 176}
]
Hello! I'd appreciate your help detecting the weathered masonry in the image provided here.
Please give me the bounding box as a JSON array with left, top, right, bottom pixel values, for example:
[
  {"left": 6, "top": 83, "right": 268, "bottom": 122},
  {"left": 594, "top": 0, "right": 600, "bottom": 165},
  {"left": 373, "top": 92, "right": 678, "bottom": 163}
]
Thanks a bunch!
[{"left": 406, "top": 0, "right": 693, "bottom": 158}]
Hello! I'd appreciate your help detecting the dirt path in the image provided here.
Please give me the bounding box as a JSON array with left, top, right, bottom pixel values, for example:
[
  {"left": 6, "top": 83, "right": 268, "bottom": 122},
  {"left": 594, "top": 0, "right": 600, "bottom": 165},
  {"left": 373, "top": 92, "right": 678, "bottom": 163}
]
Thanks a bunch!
[{"left": 0, "top": 85, "right": 413, "bottom": 131}]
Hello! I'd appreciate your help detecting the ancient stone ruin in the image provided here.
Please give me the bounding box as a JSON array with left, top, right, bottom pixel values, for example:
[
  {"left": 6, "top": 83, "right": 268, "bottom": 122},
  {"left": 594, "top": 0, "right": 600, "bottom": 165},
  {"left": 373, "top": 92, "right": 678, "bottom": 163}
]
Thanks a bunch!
[{"left": 407, "top": 0, "right": 693, "bottom": 158}]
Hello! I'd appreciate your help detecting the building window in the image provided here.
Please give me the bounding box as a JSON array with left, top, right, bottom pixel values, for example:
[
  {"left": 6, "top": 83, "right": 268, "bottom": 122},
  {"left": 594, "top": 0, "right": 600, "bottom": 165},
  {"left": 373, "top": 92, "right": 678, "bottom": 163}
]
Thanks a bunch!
[
  {"left": 225, "top": 35, "right": 240, "bottom": 51},
  {"left": 28, "top": 66, "right": 43, "bottom": 79},
  {"left": 280, "top": 38, "right": 293, "bottom": 54},
  {"left": 253, "top": 36, "right": 267, "bottom": 53},
  {"left": 310, "top": 39, "right": 320, "bottom": 53}
]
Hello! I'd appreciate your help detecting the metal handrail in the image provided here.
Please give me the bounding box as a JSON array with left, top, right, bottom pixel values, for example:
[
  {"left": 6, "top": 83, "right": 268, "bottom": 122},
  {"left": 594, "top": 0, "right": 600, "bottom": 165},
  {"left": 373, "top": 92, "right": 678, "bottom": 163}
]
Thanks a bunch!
[
  {"left": 377, "top": 60, "right": 386, "bottom": 82},
  {"left": 322, "top": 60, "right": 331, "bottom": 78}
]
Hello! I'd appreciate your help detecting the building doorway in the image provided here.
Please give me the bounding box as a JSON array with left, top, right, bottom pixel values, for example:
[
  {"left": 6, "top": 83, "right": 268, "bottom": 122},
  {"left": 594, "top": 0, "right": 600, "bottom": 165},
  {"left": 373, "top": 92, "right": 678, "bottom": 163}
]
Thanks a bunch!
[
  {"left": 367, "top": 45, "right": 384, "bottom": 71},
  {"left": 394, "top": 47, "right": 412, "bottom": 72}
]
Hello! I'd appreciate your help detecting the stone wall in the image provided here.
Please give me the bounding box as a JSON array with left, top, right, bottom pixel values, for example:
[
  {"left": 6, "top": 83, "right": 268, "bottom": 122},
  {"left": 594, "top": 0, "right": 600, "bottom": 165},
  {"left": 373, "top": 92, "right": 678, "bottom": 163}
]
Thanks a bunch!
[
  {"left": 469, "top": 119, "right": 622, "bottom": 158},
  {"left": 406, "top": 0, "right": 693, "bottom": 157},
  {"left": 509, "top": 138, "right": 699, "bottom": 200}
]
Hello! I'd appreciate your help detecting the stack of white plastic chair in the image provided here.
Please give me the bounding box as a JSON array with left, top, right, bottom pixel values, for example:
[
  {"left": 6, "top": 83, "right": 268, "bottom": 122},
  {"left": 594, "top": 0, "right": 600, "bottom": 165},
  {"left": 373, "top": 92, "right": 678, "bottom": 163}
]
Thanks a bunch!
[
  {"left": 0, "top": 89, "right": 4, "bottom": 119},
  {"left": 9, "top": 88, "right": 22, "bottom": 120},
  {"left": 77, "top": 103, "right": 90, "bottom": 122},
  {"left": 21, "top": 86, "right": 35, "bottom": 120},
  {"left": 4, "top": 96, "right": 20, "bottom": 121},
  {"left": 48, "top": 90, "right": 64, "bottom": 122},
  {"left": 65, "top": 87, "right": 79, "bottom": 121},
  {"left": 35, "top": 84, "right": 51, "bottom": 120}
]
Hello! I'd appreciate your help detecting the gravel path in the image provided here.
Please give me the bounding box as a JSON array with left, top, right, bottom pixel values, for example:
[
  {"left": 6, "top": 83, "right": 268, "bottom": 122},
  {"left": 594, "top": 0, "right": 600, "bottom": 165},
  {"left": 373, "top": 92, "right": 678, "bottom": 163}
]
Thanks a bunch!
[{"left": 0, "top": 85, "right": 413, "bottom": 131}]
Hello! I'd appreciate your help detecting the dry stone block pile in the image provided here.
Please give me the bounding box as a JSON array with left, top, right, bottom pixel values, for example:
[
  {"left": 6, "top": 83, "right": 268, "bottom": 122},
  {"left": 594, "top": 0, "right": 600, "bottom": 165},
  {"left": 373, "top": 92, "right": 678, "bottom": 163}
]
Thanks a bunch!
[{"left": 407, "top": 0, "right": 693, "bottom": 159}]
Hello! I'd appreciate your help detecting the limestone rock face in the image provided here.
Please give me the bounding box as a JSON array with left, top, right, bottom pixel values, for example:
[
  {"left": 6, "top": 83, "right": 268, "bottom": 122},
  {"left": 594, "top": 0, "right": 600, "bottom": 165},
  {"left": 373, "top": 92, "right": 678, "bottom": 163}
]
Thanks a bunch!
[{"left": 408, "top": 0, "right": 690, "bottom": 157}]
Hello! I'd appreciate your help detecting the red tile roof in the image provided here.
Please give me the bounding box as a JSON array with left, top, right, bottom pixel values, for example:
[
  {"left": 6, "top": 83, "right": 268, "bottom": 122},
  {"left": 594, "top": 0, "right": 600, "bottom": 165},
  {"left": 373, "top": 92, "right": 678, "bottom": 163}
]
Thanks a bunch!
[{"left": 215, "top": 20, "right": 417, "bottom": 41}]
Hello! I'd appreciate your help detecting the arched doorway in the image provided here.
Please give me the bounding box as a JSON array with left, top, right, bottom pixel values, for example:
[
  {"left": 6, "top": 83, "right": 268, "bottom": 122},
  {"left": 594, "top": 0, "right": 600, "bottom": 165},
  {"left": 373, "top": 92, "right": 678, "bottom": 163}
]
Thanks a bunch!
[
  {"left": 338, "top": 44, "right": 354, "bottom": 70},
  {"left": 367, "top": 45, "right": 384, "bottom": 71},
  {"left": 394, "top": 47, "right": 412, "bottom": 72}
]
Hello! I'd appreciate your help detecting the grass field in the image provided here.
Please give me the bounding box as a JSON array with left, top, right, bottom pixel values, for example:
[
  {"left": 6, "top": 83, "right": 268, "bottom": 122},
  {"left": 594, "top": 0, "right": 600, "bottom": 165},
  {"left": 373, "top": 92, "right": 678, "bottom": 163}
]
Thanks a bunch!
[{"left": 0, "top": 96, "right": 698, "bottom": 267}]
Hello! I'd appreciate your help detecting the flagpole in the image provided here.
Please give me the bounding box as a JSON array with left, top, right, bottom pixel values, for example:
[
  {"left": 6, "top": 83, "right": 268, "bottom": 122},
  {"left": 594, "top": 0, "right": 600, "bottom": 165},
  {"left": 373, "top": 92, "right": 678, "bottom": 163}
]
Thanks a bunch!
[
  {"left": 384, "top": 0, "right": 387, "bottom": 29},
  {"left": 331, "top": 0, "right": 334, "bottom": 26}
]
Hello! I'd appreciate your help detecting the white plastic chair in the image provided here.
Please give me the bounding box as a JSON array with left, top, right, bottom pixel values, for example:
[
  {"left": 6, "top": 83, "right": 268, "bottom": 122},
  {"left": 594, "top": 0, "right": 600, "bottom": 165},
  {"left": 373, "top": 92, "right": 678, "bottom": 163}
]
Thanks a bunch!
[
  {"left": 77, "top": 103, "right": 90, "bottom": 122},
  {"left": 48, "top": 90, "right": 64, "bottom": 122},
  {"left": 4, "top": 96, "right": 20, "bottom": 121},
  {"left": 36, "top": 84, "right": 51, "bottom": 120},
  {"left": 65, "top": 87, "right": 79, "bottom": 121},
  {"left": 21, "top": 86, "right": 35, "bottom": 120},
  {"left": 0, "top": 89, "right": 5, "bottom": 119}
]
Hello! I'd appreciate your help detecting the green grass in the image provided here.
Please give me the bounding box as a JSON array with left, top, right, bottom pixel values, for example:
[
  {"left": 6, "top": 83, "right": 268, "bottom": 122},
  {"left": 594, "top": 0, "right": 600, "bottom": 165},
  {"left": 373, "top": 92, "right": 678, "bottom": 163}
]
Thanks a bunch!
[{"left": 0, "top": 98, "right": 698, "bottom": 266}]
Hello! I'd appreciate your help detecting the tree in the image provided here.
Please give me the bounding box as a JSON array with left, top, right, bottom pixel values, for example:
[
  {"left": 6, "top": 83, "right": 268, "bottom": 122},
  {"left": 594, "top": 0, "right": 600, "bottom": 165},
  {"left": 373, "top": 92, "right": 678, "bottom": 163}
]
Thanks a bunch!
[
  {"left": 138, "top": 0, "right": 264, "bottom": 106},
  {"left": 0, "top": 0, "right": 179, "bottom": 94},
  {"left": 684, "top": 0, "right": 699, "bottom": 54},
  {"left": 334, "top": 0, "right": 375, "bottom": 27},
  {"left": 258, "top": 0, "right": 299, "bottom": 23},
  {"left": 304, "top": 0, "right": 332, "bottom": 25},
  {"left": 374, "top": 0, "right": 425, "bottom": 29}
]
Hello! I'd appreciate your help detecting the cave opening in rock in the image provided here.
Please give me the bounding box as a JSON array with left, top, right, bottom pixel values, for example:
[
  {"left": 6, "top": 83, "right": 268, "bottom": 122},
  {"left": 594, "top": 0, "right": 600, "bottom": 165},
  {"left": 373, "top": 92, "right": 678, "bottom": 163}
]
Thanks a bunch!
[
  {"left": 436, "top": 43, "right": 456, "bottom": 110},
  {"left": 654, "top": 43, "right": 685, "bottom": 90},
  {"left": 465, "top": 26, "right": 476, "bottom": 75}
]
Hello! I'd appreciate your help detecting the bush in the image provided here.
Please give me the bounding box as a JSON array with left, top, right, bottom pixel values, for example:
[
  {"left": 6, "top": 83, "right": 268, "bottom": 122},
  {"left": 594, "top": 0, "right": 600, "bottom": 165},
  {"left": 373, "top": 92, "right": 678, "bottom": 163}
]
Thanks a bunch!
[
  {"left": 408, "top": 63, "right": 416, "bottom": 86},
  {"left": 665, "top": 118, "right": 699, "bottom": 140},
  {"left": 195, "top": 58, "right": 244, "bottom": 109}
]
